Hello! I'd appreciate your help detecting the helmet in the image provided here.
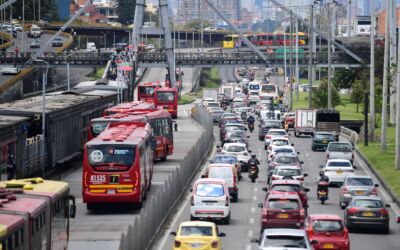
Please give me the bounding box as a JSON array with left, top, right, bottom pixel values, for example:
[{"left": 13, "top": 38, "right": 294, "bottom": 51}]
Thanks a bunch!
[
  {"left": 251, "top": 154, "right": 256, "bottom": 158},
  {"left": 319, "top": 171, "right": 324, "bottom": 177}
]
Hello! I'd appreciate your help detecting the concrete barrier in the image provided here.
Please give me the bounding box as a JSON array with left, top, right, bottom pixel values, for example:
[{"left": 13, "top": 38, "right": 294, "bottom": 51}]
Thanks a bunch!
[{"left": 119, "top": 104, "right": 213, "bottom": 250}]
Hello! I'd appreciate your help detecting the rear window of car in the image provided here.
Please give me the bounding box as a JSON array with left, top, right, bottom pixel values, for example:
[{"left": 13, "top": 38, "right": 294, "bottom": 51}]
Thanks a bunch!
[
  {"left": 268, "top": 199, "right": 299, "bottom": 210},
  {"left": 195, "top": 183, "right": 225, "bottom": 197},
  {"left": 275, "top": 168, "right": 301, "bottom": 176},
  {"left": 274, "top": 148, "right": 295, "bottom": 154},
  {"left": 214, "top": 155, "right": 237, "bottom": 164},
  {"left": 268, "top": 131, "right": 286, "bottom": 136},
  {"left": 312, "top": 220, "right": 343, "bottom": 232},
  {"left": 180, "top": 226, "right": 213, "bottom": 236},
  {"left": 346, "top": 178, "right": 373, "bottom": 186},
  {"left": 315, "top": 134, "right": 335, "bottom": 140},
  {"left": 209, "top": 167, "right": 233, "bottom": 179},
  {"left": 224, "top": 145, "right": 245, "bottom": 152},
  {"left": 264, "top": 121, "right": 281, "bottom": 127},
  {"left": 328, "top": 143, "right": 352, "bottom": 152},
  {"left": 271, "top": 184, "right": 301, "bottom": 192},
  {"left": 271, "top": 140, "right": 289, "bottom": 146},
  {"left": 327, "top": 161, "right": 352, "bottom": 168},
  {"left": 275, "top": 156, "right": 298, "bottom": 164},
  {"left": 263, "top": 235, "right": 306, "bottom": 248},
  {"left": 354, "top": 199, "right": 383, "bottom": 208}
]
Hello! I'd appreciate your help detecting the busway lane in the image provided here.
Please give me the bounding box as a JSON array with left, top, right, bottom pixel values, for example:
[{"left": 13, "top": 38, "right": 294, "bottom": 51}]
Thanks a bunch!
[
  {"left": 64, "top": 69, "right": 203, "bottom": 250},
  {"left": 287, "top": 133, "right": 400, "bottom": 250}
]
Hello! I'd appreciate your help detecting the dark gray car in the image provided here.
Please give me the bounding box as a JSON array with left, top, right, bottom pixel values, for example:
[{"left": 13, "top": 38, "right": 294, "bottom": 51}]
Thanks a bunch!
[{"left": 339, "top": 176, "right": 379, "bottom": 206}]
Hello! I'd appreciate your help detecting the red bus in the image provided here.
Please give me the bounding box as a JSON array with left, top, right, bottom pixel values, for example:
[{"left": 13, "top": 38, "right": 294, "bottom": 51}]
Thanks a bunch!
[
  {"left": 154, "top": 87, "right": 178, "bottom": 119},
  {"left": 88, "top": 110, "right": 173, "bottom": 160},
  {"left": 82, "top": 122, "right": 154, "bottom": 209},
  {"left": 137, "top": 82, "right": 161, "bottom": 102},
  {"left": 103, "top": 101, "right": 156, "bottom": 116}
]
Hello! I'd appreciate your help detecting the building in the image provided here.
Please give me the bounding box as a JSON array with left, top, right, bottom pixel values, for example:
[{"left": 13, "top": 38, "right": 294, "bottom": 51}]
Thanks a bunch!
[
  {"left": 55, "top": 0, "right": 70, "bottom": 20},
  {"left": 377, "top": 8, "right": 400, "bottom": 37},
  {"left": 70, "top": 0, "right": 118, "bottom": 24}
]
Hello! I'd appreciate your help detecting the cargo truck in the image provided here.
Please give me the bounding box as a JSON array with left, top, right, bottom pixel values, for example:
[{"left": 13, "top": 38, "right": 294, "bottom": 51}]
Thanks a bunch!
[
  {"left": 315, "top": 109, "right": 341, "bottom": 141},
  {"left": 294, "top": 109, "right": 316, "bottom": 137}
]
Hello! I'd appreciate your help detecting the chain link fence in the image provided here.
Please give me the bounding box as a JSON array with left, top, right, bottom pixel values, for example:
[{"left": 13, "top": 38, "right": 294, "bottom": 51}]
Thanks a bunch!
[{"left": 119, "top": 104, "right": 213, "bottom": 250}]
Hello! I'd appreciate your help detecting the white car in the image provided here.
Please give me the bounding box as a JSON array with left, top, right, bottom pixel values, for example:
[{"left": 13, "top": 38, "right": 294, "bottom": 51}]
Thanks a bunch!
[
  {"left": 0, "top": 67, "right": 21, "bottom": 75},
  {"left": 270, "top": 165, "right": 308, "bottom": 182},
  {"left": 264, "top": 129, "right": 289, "bottom": 149},
  {"left": 267, "top": 145, "right": 297, "bottom": 162},
  {"left": 320, "top": 159, "right": 354, "bottom": 185},
  {"left": 190, "top": 178, "right": 231, "bottom": 224},
  {"left": 146, "top": 43, "right": 155, "bottom": 50},
  {"left": 267, "top": 137, "right": 292, "bottom": 155},
  {"left": 205, "top": 101, "right": 220, "bottom": 108},
  {"left": 221, "top": 142, "right": 251, "bottom": 172},
  {"left": 13, "top": 24, "right": 22, "bottom": 31}
]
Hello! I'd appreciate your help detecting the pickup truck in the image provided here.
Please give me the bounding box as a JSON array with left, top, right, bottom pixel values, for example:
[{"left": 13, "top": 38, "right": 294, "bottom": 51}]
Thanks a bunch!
[{"left": 326, "top": 142, "right": 354, "bottom": 164}]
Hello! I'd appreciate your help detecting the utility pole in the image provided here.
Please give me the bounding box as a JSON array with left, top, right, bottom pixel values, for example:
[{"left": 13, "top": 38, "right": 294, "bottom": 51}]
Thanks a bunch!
[
  {"left": 295, "top": 19, "right": 299, "bottom": 102},
  {"left": 347, "top": 0, "right": 351, "bottom": 37},
  {"left": 308, "top": 4, "right": 314, "bottom": 108},
  {"left": 381, "top": 0, "right": 391, "bottom": 152},
  {"left": 370, "top": 1, "right": 375, "bottom": 141},
  {"left": 396, "top": 1, "right": 400, "bottom": 169},
  {"left": 289, "top": 11, "right": 293, "bottom": 112},
  {"left": 327, "top": 4, "right": 332, "bottom": 109}
]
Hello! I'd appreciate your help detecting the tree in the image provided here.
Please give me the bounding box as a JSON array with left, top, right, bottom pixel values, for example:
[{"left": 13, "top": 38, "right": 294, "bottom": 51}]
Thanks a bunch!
[
  {"left": 117, "top": 0, "right": 136, "bottom": 24},
  {"left": 5, "top": 0, "right": 59, "bottom": 21},
  {"left": 252, "top": 19, "right": 279, "bottom": 32},
  {"left": 350, "top": 79, "right": 365, "bottom": 113},
  {"left": 312, "top": 78, "right": 341, "bottom": 108}
]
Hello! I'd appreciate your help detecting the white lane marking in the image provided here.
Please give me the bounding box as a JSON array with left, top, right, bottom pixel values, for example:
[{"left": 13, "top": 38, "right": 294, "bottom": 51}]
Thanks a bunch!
[
  {"left": 183, "top": 108, "right": 188, "bottom": 117},
  {"left": 253, "top": 196, "right": 257, "bottom": 201},
  {"left": 305, "top": 152, "right": 309, "bottom": 157},
  {"left": 254, "top": 188, "right": 258, "bottom": 192},
  {"left": 251, "top": 207, "right": 255, "bottom": 213},
  {"left": 246, "top": 244, "right": 252, "bottom": 250},
  {"left": 250, "top": 218, "right": 254, "bottom": 224},
  {"left": 248, "top": 230, "right": 253, "bottom": 237}
]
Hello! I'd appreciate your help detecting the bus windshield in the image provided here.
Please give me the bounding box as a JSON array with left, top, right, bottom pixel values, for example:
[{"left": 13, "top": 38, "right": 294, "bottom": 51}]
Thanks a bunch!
[
  {"left": 139, "top": 86, "right": 155, "bottom": 95},
  {"left": 224, "top": 36, "right": 234, "bottom": 41},
  {"left": 87, "top": 145, "right": 135, "bottom": 166},
  {"left": 157, "top": 91, "right": 175, "bottom": 102}
]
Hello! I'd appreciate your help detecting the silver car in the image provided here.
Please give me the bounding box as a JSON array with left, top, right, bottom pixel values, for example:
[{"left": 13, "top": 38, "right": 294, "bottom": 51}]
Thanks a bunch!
[
  {"left": 339, "top": 175, "right": 379, "bottom": 206},
  {"left": 251, "top": 228, "right": 316, "bottom": 250}
]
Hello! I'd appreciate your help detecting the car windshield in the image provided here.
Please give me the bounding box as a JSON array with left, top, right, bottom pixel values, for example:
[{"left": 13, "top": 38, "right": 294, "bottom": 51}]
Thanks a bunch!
[
  {"left": 328, "top": 143, "right": 352, "bottom": 152},
  {"left": 180, "top": 226, "right": 213, "bottom": 236},
  {"left": 214, "top": 155, "right": 237, "bottom": 164},
  {"left": 354, "top": 199, "right": 383, "bottom": 208},
  {"left": 263, "top": 235, "right": 306, "bottom": 248},
  {"left": 346, "top": 178, "right": 373, "bottom": 186},
  {"left": 275, "top": 156, "right": 297, "bottom": 164},
  {"left": 87, "top": 145, "right": 135, "bottom": 166},
  {"left": 195, "top": 183, "right": 225, "bottom": 197},
  {"left": 327, "top": 161, "right": 352, "bottom": 168},
  {"left": 271, "top": 184, "right": 301, "bottom": 192},
  {"left": 275, "top": 168, "right": 301, "bottom": 176},
  {"left": 312, "top": 220, "right": 343, "bottom": 232},
  {"left": 272, "top": 140, "right": 289, "bottom": 146},
  {"left": 224, "top": 145, "right": 245, "bottom": 152},
  {"left": 315, "top": 134, "right": 335, "bottom": 140},
  {"left": 269, "top": 131, "right": 286, "bottom": 136},
  {"left": 208, "top": 168, "right": 233, "bottom": 186},
  {"left": 268, "top": 199, "right": 299, "bottom": 210}
]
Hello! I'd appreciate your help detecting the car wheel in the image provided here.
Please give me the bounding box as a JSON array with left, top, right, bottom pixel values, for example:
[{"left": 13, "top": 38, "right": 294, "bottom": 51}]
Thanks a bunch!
[
  {"left": 190, "top": 215, "right": 196, "bottom": 221},
  {"left": 311, "top": 146, "right": 315, "bottom": 151},
  {"left": 294, "top": 131, "right": 298, "bottom": 137},
  {"left": 86, "top": 203, "right": 94, "bottom": 211},
  {"left": 383, "top": 225, "right": 390, "bottom": 234},
  {"left": 232, "top": 193, "right": 238, "bottom": 202},
  {"left": 264, "top": 145, "right": 268, "bottom": 150},
  {"left": 224, "top": 213, "right": 231, "bottom": 225}
]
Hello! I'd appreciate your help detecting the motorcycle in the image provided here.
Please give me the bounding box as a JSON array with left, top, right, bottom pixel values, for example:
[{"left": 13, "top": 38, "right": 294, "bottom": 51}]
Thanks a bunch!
[
  {"left": 248, "top": 123, "right": 254, "bottom": 133},
  {"left": 317, "top": 181, "right": 329, "bottom": 204},
  {"left": 248, "top": 163, "right": 258, "bottom": 183}
]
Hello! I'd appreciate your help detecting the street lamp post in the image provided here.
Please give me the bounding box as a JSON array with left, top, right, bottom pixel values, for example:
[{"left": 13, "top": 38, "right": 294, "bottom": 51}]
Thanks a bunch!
[{"left": 34, "top": 59, "right": 49, "bottom": 176}]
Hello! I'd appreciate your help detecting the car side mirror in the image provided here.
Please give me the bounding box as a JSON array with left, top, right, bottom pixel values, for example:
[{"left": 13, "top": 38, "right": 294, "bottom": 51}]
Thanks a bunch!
[
  {"left": 262, "top": 187, "right": 268, "bottom": 192},
  {"left": 304, "top": 188, "right": 310, "bottom": 192},
  {"left": 340, "top": 203, "right": 347, "bottom": 209},
  {"left": 303, "top": 173, "right": 308, "bottom": 177},
  {"left": 250, "top": 238, "right": 259, "bottom": 243},
  {"left": 300, "top": 161, "right": 304, "bottom": 164},
  {"left": 218, "top": 232, "right": 226, "bottom": 237},
  {"left": 310, "top": 240, "right": 318, "bottom": 245},
  {"left": 170, "top": 232, "right": 177, "bottom": 236},
  {"left": 257, "top": 203, "right": 263, "bottom": 208},
  {"left": 374, "top": 184, "right": 379, "bottom": 188},
  {"left": 291, "top": 143, "right": 294, "bottom": 146},
  {"left": 385, "top": 204, "right": 391, "bottom": 208}
]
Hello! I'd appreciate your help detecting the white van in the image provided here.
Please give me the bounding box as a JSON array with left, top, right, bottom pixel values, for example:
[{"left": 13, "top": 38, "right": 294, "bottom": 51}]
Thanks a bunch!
[
  {"left": 260, "top": 84, "right": 279, "bottom": 100},
  {"left": 86, "top": 42, "right": 97, "bottom": 52}
]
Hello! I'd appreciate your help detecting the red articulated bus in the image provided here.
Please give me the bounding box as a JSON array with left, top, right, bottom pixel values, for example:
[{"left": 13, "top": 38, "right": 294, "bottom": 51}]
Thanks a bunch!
[
  {"left": 103, "top": 101, "right": 156, "bottom": 116},
  {"left": 82, "top": 122, "right": 154, "bottom": 209},
  {"left": 88, "top": 110, "right": 173, "bottom": 160},
  {"left": 137, "top": 82, "right": 161, "bottom": 102},
  {"left": 154, "top": 87, "right": 179, "bottom": 119}
]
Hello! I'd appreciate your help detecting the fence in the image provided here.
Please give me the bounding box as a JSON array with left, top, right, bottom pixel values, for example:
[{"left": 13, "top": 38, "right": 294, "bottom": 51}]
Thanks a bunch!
[
  {"left": 191, "top": 67, "right": 202, "bottom": 92},
  {"left": 340, "top": 126, "right": 359, "bottom": 145},
  {"left": 119, "top": 104, "right": 213, "bottom": 250}
]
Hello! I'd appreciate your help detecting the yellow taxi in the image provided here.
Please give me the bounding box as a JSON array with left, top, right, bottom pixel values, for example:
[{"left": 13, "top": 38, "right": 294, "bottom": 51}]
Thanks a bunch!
[{"left": 171, "top": 221, "right": 225, "bottom": 250}]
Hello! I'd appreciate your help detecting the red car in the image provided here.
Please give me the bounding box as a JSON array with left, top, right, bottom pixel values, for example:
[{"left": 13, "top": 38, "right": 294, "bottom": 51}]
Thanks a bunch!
[
  {"left": 284, "top": 112, "right": 295, "bottom": 128},
  {"left": 263, "top": 180, "right": 310, "bottom": 208},
  {"left": 305, "top": 214, "right": 350, "bottom": 250},
  {"left": 258, "top": 193, "right": 305, "bottom": 230}
]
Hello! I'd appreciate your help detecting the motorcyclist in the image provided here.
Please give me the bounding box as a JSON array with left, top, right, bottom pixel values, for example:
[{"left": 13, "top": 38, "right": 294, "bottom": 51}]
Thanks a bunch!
[
  {"left": 247, "top": 114, "right": 255, "bottom": 125},
  {"left": 248, "top": 154, "right": 260, "bottom": 175},
  {"left": 216, "top": 145, "right": 222, "bottom": 153},
  {"left": 317, "top": 171, "right": 329, "bottom": 197}
]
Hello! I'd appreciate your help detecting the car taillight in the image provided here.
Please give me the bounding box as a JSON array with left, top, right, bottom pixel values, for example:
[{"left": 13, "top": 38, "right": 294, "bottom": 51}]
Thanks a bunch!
[
  {"left": 300, "top": 209, "right": 305, "bottom": 217},
  {"left": 347, "top": 207, "right": 359, "bottom": 215},
  {"left": 268, "top": 146, "right": 272, "bottom": 150},
  {"left": 371, "top": 188, "right": 378, "bottom": 195},
  {"left": 342, "top": 187, "right": 349, "bottom": 194},
  {"left": 297, "top": 177, "right": 304, "bottom": 181},
  {"left": 211, "top": 241, "right": 218, "bottom": 248},
  {"left": 262, "top": 208, "right": 268, "bottom": 216},
  {"left": 271, "top": 176, "right": 278, "bottom": 180},
  {"left": 265, "top": 135, "right": 272, "bottom": 139},
  {"left": 308, "top": 228, "right": 314, "bottom": 239},
  {"left": 174, "top": 240, "right": 181, "bottom": 247},
  {"left": 379, "top": 208, "right": 389, "bottom": 216},
  {"left": 343, "top": 228, "right": 349, "bottom": 239},
  {"left": 225, "top": 195, "right": 229, "bottom": 206}
]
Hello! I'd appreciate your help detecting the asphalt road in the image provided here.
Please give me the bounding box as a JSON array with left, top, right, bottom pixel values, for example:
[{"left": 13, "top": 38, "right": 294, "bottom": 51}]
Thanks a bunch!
[{"left": 153, "top": 79, "right": 400, "bottom": 250}]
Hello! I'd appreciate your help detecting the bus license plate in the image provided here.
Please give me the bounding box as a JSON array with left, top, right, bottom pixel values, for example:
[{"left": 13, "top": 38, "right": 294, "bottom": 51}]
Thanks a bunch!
[{"left": 110, "top": 175, "right": 119, "bottom": 184}]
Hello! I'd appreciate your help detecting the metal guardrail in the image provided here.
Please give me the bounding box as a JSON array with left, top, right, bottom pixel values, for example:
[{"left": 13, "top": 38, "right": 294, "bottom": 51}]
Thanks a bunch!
[
  {"left": 340, "top": 125, "right": 359, "bottom": 145},
  {"left": 119, "top": 104, "right": 213, "bottom": 250},
  {"left": 191, "top": 67, "right": 201, "bottom": 92}
]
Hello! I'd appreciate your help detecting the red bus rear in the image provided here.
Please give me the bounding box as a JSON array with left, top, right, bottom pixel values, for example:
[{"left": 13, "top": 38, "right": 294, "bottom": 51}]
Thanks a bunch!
[
  {"left": 82, "top": 122, "right": 154, "bottom": 209},
  {"left": 137, "top": 82, "right": 161, "bottom": 102},
  {"left": 103, "top": 101, "right": 156, "bottom": 116},
  {"left": 154, "top": 87, "right": 178, "bottom": 119}
]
